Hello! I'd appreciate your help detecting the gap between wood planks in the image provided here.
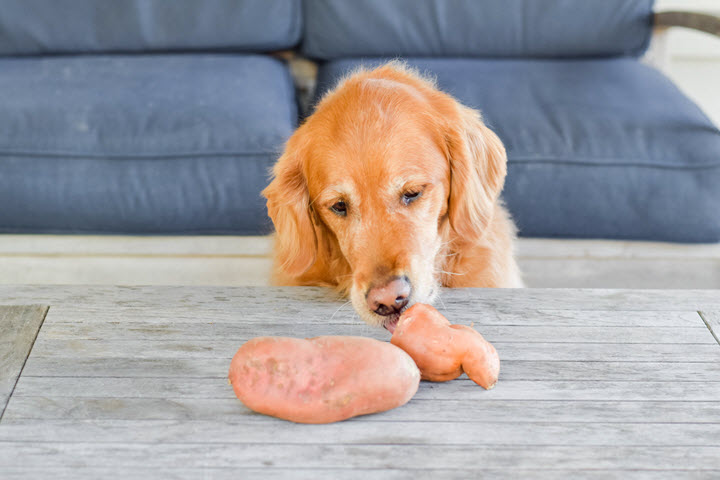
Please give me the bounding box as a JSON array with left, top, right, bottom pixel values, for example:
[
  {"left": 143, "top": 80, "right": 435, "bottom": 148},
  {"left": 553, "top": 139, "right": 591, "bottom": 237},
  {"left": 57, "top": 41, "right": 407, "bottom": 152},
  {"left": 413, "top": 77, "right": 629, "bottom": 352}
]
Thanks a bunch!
[
  {"left": 698, "top": 311, "right": 720, "bottom": 346},
  {"left": 0, "top": 306, "right": 49, "bottom": 422}
]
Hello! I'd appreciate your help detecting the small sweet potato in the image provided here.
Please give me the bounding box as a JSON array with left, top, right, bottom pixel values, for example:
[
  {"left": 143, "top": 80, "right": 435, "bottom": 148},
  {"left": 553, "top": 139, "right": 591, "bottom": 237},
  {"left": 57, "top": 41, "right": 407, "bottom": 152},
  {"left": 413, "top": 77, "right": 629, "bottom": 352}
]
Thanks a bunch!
[
  {"left": 228, "top": 336, "right": 420, "bottom": 423},
  {"left": 390, "top": 304, "right": 500, "bottom": 389}
]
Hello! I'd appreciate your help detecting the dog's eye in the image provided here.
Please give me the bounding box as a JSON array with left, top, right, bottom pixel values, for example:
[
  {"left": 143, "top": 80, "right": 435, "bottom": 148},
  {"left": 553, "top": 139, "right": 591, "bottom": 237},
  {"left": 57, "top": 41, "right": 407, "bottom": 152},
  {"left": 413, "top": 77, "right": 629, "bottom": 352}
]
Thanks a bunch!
[
  {"left": 330, "top": 200, "right": 347, "bottom": 216},
  {"left": 402, "top": 191, "right": 422, "bottom": 205}
]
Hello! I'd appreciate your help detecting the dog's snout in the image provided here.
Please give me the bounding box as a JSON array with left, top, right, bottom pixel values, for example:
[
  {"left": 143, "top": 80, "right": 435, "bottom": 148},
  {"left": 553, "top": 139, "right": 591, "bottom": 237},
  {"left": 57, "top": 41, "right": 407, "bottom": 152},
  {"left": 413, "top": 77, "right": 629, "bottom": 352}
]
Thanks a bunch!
[{"left": 366, "top": 276, "right": 411, "bottom": 316}]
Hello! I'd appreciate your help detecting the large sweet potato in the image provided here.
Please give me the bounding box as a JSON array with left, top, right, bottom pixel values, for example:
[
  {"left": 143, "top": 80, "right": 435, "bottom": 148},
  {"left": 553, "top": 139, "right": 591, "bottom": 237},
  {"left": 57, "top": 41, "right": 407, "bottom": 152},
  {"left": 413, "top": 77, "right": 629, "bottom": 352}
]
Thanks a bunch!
[
  {"left": 228, "top": 336, "right": 420, "bottom": 423},
  {"left": 390, "top": 303, "right": 500, "bottom": 389}
]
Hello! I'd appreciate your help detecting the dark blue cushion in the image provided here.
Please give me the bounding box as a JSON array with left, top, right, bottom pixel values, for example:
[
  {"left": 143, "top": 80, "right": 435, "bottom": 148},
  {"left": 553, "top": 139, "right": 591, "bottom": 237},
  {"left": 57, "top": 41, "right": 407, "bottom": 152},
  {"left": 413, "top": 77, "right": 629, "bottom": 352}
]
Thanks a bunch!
[
  {"left": 303, "top": 0, "right": 654, "bottom": 59},
  {"left": 0, "top": 55, "right": 297, "bottom": 234},
  {"left": 316, "top": 58, "right": 720, "bottom": 243},
  {"left": 0, "top": 0, "right": 301, "bottom": 55}
]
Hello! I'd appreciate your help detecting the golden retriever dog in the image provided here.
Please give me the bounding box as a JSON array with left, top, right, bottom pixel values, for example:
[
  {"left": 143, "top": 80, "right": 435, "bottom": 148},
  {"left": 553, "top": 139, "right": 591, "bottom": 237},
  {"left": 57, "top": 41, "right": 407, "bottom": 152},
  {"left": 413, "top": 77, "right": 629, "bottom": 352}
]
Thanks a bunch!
[{"left": 263, "top": 62, "right": 522, "bottom": 331}]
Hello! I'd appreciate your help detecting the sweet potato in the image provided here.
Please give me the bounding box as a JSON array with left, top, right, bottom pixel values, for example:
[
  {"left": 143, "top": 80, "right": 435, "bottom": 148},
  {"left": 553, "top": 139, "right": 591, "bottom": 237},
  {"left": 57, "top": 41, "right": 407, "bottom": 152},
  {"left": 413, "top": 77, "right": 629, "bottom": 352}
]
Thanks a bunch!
[
  {"left": 390, "top": 303, "right": 500, "bottom": 389},
  {"left": 228, "top": 336, "right": 420, "bottom": 423}
]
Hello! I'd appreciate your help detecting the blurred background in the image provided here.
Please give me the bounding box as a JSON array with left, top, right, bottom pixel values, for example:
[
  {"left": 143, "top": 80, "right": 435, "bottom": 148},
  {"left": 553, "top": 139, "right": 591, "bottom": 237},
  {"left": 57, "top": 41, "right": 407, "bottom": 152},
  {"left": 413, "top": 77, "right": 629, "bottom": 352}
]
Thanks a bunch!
[
  {"left": 0, "top": 0, "right": 718, "bottom": 289},
  {"left": 656, "top": 0, "right": 720, "bottom": 125}
]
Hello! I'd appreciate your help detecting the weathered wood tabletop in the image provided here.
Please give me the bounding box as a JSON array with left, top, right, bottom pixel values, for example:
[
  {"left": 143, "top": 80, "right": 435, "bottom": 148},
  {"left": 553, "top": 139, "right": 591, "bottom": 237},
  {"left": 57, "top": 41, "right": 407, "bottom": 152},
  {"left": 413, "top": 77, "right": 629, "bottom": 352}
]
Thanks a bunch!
[{"left": 1, "top": 285, "right": 719, "bottom": 479}]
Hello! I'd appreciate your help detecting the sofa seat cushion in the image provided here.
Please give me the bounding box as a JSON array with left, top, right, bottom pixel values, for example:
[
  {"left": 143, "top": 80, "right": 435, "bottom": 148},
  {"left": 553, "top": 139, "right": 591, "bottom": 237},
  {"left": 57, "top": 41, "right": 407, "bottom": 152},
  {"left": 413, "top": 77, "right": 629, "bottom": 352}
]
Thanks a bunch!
[
  {"left": 0, "top": 54, "right": 296, "bottom": 234},
  {"left": 316, "top": 58, "right": 720, "bottom": 242}
]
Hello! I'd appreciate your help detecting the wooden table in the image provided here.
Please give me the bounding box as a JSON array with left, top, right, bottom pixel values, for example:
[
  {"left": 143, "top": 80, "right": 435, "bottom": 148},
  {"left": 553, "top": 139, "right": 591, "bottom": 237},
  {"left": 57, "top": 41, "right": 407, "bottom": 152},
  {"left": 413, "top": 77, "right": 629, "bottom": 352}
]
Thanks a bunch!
[{"left": 1, "top": 286, "right": 719, "bottom": 479}]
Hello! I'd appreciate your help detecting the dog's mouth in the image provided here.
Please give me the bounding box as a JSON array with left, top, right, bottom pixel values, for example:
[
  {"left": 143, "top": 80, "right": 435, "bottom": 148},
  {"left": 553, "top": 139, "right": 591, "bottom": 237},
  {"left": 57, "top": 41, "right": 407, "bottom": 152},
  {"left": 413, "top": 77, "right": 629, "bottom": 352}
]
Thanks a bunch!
[
  {"left": 379, "top": 298, "right": 418, "bottom": 333},
  {"left": 383, "top": 314, "right": 401, "bottom": 334},
  {"left": 383, "top": 309, "right": 405, "bottom": 334}
]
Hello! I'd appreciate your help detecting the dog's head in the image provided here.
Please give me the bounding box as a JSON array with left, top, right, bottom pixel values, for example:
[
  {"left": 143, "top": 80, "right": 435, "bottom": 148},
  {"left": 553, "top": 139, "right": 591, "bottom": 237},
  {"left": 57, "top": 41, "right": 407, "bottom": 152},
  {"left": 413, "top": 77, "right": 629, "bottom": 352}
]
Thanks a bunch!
[{"left": 263, "top": 62, "right": 507, "bottom": 330}]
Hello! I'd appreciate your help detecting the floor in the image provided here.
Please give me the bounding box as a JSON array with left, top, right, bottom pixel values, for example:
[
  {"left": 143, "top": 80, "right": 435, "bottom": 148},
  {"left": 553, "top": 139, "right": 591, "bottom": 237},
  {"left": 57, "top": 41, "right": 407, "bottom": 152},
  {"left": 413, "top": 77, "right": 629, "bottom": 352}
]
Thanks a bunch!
[
  {"left": 1, "top": 235, "right": 719, "bottom": 289},
  {"left": 1, "top": 285, "right": 719, "bottom": 478}
]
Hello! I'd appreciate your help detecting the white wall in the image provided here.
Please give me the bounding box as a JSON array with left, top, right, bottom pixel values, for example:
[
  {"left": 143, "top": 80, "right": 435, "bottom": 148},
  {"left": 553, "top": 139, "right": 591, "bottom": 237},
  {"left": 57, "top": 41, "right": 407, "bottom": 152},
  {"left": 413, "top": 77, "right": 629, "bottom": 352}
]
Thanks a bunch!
[{"left": 654, "top": 0, "right": 720, "bottom": 126}]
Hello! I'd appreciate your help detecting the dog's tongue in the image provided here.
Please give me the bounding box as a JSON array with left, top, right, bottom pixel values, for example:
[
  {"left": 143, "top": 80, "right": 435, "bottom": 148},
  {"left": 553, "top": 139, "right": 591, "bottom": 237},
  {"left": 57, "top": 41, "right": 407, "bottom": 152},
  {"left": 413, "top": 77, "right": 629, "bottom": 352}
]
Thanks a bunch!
[{"left": 384, "top": 318, "right": 399, "bottom": 334}]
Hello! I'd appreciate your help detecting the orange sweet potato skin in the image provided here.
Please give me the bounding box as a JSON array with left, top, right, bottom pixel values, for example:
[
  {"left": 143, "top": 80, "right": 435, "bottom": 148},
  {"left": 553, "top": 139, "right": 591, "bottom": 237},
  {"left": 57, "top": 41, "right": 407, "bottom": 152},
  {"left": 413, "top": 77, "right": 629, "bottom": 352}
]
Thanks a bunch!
[
  {"left": 228, "top": 336, "right": 420, "bottom": 423},
  {"left": 390, "top": 304, "right": 500, "bottom": 389}
]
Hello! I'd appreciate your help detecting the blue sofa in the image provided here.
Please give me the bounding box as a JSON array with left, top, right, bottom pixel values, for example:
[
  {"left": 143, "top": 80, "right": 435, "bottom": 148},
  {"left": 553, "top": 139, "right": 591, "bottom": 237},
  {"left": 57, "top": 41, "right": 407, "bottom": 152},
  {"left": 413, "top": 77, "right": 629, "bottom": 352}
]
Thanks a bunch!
[
  {"left": 0, "top": 0, "right": 300, "bottom": 235},
  {"left": 1, "top": 0, "right": 719, "bottom": 242}
]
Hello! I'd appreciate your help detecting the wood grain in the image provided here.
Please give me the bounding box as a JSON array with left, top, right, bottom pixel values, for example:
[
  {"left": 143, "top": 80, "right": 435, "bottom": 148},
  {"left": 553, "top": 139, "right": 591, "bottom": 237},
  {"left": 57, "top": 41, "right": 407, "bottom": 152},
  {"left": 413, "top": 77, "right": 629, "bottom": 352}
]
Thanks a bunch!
[
  {"left": 31, "top": 321, "right": 717, "bottom": 344},
  {"left": 18, "top": 356, "right": 720, "bottom": 382},
  {"left": 26, "top": 338, "right": 720, "bottom": 361},
  {"left": 0, "top": 442, "right": 719, "bottom": 469},
  {"left": 1, "top": 286, "right": 719, "bottom": 478},
  {"left": 1, "top": 418, "right": 719, "bottom": 446},
  {"left": 2, "top": 285, "right": 720, "bottom": 313},
  {"left": 0, "top": 468, "right": 717, "bottom": 480},
  {"left": 4, "top": 397, "right": 720, "bottom": 423},
  {"left": 11, "top": 376, "right": 720, "bottom": 401}
]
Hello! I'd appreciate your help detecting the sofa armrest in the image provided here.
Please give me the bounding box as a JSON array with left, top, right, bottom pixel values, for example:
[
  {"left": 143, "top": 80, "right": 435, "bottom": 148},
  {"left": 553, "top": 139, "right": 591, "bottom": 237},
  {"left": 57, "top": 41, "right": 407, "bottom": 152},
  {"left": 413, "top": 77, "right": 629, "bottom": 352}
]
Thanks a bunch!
[{"left": 654, "top": 11, "right": 720, "bottom": 38}]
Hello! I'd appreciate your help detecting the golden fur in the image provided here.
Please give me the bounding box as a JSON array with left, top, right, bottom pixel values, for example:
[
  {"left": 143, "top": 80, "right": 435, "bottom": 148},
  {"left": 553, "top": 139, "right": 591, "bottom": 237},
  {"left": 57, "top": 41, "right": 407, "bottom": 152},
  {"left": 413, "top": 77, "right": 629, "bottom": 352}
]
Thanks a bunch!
[{"left": 263, "top": 62, "right": 522, "bottom": 327}]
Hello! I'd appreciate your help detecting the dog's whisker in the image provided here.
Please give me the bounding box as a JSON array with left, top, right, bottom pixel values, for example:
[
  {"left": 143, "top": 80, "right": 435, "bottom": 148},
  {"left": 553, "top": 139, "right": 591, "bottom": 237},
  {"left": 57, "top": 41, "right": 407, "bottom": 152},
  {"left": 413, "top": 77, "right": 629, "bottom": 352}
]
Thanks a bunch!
[
  {"left": 329, "top": 300, "right": 353, "bottom": 323},
  {"left": 435, "top": 269, "right": 466, "bottom": 276},
  {"left": 437, "top": 291, "right": 447, "bottom": 310},
  {"left": 308, "top": 191, "right": 325, "bottom": 208}
]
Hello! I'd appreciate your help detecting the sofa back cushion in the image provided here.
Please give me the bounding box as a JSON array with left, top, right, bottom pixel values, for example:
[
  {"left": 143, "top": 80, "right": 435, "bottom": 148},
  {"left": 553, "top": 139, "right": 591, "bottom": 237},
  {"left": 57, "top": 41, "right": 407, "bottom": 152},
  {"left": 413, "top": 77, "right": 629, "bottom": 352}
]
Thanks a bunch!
[
  {"left": 303, "top": 0, "right": 654, "bottom": 59},
  {"left": 0, "top": 0, "right": 301, "bottom": 55}
]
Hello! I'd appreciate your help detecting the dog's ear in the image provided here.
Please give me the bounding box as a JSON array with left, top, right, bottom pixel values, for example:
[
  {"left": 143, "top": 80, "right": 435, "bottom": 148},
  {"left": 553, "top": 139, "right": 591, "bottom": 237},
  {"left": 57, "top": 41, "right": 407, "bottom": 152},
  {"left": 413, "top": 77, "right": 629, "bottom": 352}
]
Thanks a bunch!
[
  {"left": 445, "top": 105, "right": 508, "bottom": 242},
  {"left": 262, "top": 144, "right": 317, "bottom": 278}
]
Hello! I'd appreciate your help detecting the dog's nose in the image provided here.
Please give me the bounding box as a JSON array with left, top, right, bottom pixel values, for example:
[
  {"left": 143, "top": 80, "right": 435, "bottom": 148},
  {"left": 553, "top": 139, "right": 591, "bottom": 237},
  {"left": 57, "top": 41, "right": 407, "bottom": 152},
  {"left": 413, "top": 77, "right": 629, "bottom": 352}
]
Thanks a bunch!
[{"left": 366, "top": 276, "right": 411, "bottom": 316}]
